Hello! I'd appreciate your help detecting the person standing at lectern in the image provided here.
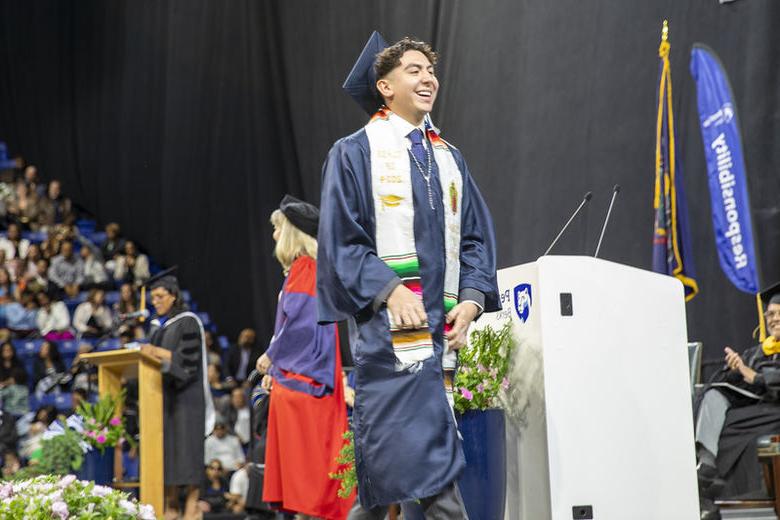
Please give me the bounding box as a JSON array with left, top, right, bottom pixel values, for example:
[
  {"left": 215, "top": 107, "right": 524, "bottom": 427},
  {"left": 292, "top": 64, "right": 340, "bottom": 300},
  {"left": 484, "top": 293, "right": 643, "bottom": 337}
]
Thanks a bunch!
[
  {"left": 317, "top": 33, "right": 500, "bottom": 518},
  {"left": 140, "top": 270, "right": 215, "bottom": 520},
  {"left": 696, "top": 282, "right": 780, "bottom": 519}
]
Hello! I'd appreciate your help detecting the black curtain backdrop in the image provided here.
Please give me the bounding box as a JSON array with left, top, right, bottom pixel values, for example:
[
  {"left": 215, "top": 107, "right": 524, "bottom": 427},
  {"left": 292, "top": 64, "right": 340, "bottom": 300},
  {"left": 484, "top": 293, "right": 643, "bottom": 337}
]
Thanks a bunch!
[{"left": 1, "top": 1, "right": 778, "bottom": 374}]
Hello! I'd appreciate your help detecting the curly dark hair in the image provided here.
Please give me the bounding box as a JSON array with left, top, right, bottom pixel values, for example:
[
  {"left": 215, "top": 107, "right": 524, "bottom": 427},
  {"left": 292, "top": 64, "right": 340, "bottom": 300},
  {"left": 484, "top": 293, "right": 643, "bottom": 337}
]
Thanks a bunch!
[{"left": 374, "top": 37, "right": 438, "bottom": 81}]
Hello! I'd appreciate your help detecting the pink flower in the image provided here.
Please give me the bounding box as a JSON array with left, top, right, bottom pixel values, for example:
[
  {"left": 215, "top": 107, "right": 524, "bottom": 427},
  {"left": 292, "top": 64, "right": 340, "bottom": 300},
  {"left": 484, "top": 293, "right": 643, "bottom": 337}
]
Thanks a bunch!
[
  {"left": 87, "top": 418, "right": 96, "bottom": 425},
  {"left": 490, "top": 367, "right": 498, "bottom": 377},
  {"left": 109, "top": 417, "right": 121, "bottom": 427},
  {"left": 476, "top": 383, "right": 485, "bottom": 393},
  {"left": 96, "top": 435, "right": 106, "bottom": 444},
  {"left": 477, "top": 364, "right": 487, "bottom": 373},
  {"left": 51, "top": 500, "right": 69, "bottom": 520},
  {"left": 501, "top": 377, "right": 510, "bottom": 390},
  {"left": 460, "top": 388, "right": 473, "bottom": 401},
  {"left": 87, "top": 431, "right": 96, "bottom": 439}
]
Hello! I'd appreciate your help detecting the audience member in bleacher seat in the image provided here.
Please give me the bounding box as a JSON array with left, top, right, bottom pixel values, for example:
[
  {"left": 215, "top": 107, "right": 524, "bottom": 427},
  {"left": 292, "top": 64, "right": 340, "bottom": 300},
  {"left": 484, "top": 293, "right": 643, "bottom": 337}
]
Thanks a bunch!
[
  {"left": 257, "top": 197, "right": 353, "bottom": 518},
  {"left": 100, "top": 222, "right": 126, "bottom": 264},
  {"left": 32, "top": 340, "right": 67, "bottom": 395},
  {"left": 208, "top": 363, "right": 231, "bottom": 402},
  {"left": 70, "top": 387, "right": 88, "bottom": 412},
  {"left": 48, "top": 240, "right": 84, "bottom": 298},
  {"left": 19, "top": 404, "right": 56, "bottom": 461},
  {"left": 1, "top": 450, "right": 21, "bottom": 478},
  {"left": 139, "top": 271, "right": 214, "bottom": 520},
  {"left": 40, "top": 235, "right": 60, "bottom": 261},
  {"left": 4, "top": 290, "right": 38, "bottom": 335},
  {"left": 113, "top": 240, "right": 150, "bottom": 287},
  {"left": 114, "top": 282, "right": 138, "bottom": 316},
  {"left": 38, "top": 179, "right": 72, "bottom": 227},
  {"left": 6, "top": 180, "right": 41, "bottom": 230},
  {"left": 73, "top": 289, "right": 113, "bottom": 338},
  {"left": 0, "top": 267, "right": 18, "bottom": 304},
  {"left": 22, "top": 165, "right": 39, "bottom": 189},
  {"left": 204, "top": 330, "right": 222, "bottom": 367},
  {"left": 225, "top": 328, "right": 260, "bottom": 385},
  {"left": 0, "top": 341, "right": 29, "bottom": 417},
  {"left": 35, "top": 292, "right": 73, "bottom": 340},
  {"left": 21, "top": 258, "right": 55, "bottom": 296},
  {"left": 227, "top": 462, "right": 249, "bottom": 514},
  {"left": 0, "top": 411, "right": 18, "bottom": 456},
  {"left": 22, "top": 243, "right": 41, "bottom": 271},
  {"left": 222, "top": 387, "right": 251, "bottom": 446},
  {"left": 79, "top": 245, "right": 109, "bottom": 290},
  {"left": 199, "top": 458, "right": 230, "bottom": 514},
  {"left": 204, "top": 420, "right": 245, "bottom": 472},
  {"left": 0, "top": 223, "right": 30, "bottom": 261}
]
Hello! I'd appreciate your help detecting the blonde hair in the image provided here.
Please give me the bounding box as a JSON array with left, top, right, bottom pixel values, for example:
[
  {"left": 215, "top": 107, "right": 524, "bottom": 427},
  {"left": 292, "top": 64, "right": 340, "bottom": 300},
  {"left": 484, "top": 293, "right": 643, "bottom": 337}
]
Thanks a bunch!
[{"left": 270, "top": 209, "right": 317, "bottom": 273}]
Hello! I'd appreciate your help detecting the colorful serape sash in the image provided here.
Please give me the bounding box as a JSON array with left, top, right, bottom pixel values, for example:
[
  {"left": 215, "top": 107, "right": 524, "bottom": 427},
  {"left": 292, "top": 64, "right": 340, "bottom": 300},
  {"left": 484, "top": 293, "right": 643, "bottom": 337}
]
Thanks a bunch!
[{"left": 365, "top": 108, "right": 463, "bottom": 379}]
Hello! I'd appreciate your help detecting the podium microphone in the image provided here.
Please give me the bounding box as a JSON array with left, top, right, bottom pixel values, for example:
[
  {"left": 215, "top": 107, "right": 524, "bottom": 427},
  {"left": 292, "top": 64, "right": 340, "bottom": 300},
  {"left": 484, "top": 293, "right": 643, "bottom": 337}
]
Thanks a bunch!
[
  {"left": 594, "top": 184, "right": 621, "bottom": 258},
  {"left": 543, "top": 192, "right": 593, "bottom": 255}
]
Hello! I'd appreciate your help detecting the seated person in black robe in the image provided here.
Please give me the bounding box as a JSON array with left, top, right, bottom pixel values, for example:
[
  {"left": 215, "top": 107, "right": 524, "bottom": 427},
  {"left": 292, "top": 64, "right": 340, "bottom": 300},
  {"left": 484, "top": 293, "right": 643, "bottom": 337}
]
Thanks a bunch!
[
  {"left": 140, "top": 269, "right": 214, "bottom": 520},
  {"left": 696, "top": 282, "right": 780, "bottom": 518}
]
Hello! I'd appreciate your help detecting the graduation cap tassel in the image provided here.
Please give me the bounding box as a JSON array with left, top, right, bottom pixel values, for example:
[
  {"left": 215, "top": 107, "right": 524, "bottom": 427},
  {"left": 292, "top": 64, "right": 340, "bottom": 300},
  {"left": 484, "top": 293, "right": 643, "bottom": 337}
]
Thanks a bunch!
[
  {"left": 139, "top": 286, "right": 147, "bottom": 324},
  {"left": 757, "top": 293, "right": 767, "bottom": 342}
]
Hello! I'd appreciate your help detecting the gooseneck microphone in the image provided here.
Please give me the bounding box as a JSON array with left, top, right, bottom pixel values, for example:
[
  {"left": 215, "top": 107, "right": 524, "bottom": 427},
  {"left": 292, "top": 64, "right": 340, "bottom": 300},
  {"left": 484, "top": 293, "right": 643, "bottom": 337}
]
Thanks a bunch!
[
  {"left": 594, "top": 185, "right": 621, "bottom": 258},
  {"left": 543, "top": 192, "right": 593, "bottom": 256}
]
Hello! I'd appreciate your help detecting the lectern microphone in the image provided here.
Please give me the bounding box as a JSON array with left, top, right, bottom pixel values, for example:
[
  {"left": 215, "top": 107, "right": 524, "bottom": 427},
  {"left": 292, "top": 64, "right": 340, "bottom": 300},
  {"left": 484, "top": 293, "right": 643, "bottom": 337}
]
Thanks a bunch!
[
  {"left": 593, "top": 184, "right": 621, "bottom": 258},
  {"left": 543, "top": 192, "right": 593, "bottom": 256}
]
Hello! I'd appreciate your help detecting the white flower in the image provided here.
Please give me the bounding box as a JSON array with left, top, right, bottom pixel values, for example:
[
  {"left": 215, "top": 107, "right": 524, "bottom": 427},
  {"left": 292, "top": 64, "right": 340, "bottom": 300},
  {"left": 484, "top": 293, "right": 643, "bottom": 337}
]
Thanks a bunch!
[
  {"left": 57, "top": 475, "right": 77, "bottom": 489},
  {"left": 0, "top": 483, "right": 12, "bottom": 499},
  {"left": 51, "top": 500, "right": 69, "bottom": 520},
  {"left": 119, "top": 499, "right": 137, "bottom": 514},
  {"left": 138, "top": 503, "right": 156, "bottom": 520},
  {"left": 91, "top": 484, "right": 112, "bottom": 497}
]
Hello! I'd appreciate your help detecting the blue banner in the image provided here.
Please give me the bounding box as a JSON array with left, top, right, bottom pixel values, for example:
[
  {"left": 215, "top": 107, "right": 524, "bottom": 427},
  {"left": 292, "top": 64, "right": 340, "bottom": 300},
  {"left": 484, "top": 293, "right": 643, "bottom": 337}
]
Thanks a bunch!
[
  {"left": 652, "top": 34, "right": 698, "bottom": 301},
  {"left": 690, "top": 44, "right": 759, "bottom": 294}
]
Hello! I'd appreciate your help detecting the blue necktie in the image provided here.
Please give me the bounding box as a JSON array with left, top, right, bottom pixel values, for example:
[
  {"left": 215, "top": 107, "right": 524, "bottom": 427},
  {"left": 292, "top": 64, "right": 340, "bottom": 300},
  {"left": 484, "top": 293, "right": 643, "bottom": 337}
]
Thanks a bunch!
[{"left": 408, "top": 128, "right": 427, "bottom": 167}]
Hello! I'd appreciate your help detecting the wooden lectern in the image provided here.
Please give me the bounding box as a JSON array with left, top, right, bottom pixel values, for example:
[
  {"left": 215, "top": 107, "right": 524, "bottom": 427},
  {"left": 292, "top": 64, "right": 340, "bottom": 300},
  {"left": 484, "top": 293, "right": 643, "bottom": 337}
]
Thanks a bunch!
[{"left": 80, "top": 349, "right": 164, "bottom": 517}]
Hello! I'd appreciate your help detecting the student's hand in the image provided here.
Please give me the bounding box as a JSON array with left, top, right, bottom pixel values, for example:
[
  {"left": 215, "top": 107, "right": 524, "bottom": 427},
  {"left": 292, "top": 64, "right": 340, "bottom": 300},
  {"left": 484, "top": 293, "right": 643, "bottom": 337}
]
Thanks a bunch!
[
  {"left": 261, "top": 374, "right": 273, "bottom": 391},
  {"left": 445, "top": 302, "right": 480, "bottom": 351},
  {"left": 387, "top": 284, "right": 427, "bottom": 329}
]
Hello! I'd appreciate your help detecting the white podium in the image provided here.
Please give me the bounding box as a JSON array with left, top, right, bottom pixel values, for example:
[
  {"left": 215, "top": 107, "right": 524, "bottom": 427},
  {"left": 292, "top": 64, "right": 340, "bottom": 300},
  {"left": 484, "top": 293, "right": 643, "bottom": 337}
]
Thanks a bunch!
[{"left": 474, "top": 256, "right": 699, "bottom": 520}]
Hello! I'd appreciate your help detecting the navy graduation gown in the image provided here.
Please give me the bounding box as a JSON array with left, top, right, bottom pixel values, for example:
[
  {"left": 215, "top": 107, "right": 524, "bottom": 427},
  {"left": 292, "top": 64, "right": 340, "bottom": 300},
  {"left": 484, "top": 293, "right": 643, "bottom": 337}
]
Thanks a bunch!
[{"left": 317, "top": 127, "right": 499, "bottom": 508}]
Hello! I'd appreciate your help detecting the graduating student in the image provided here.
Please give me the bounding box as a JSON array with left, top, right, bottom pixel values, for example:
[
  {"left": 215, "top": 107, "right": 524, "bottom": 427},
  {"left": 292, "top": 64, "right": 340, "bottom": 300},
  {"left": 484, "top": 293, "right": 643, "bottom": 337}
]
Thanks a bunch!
[
  {"left": 140, "top": 268, "right": 215, "bottom": 520},
  {"left": 256, "top": 195, "right": 354, "bottom": 519},
  {"left": 317, "top": 33, "right": 500, "bottom": 518}
]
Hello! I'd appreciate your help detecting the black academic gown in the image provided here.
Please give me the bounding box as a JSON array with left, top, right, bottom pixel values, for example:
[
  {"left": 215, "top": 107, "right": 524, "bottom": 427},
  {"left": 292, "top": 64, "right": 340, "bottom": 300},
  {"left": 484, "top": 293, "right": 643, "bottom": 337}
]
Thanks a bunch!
[
  {"left": 714, "top": 345, "right": 780, "bottom": 497},
  {"left": 150, "top": 310, "right": 214, "bottom": 486}
]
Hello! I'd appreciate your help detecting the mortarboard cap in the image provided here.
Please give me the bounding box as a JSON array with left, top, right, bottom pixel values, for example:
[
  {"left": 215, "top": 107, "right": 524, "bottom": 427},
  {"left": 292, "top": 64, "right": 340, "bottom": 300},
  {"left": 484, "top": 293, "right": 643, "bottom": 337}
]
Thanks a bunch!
[
  {"left": 145, "top": 266, "right": 180, "bottom": 295},
  {"left": 279, "top": 195, "right": 319, "bottom": 238},
  {"left": 761, "top": 282, "right": 780, "bottom": 306},
  {"left": 343, "top": 31, "right": 389, "bottom": 115}
]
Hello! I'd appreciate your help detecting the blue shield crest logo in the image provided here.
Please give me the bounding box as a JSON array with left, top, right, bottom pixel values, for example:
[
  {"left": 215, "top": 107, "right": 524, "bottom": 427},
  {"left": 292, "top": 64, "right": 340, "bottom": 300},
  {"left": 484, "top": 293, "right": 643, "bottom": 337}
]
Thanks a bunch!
[{"left": 514, "top": 284, "right": 532, "bottom": 323}]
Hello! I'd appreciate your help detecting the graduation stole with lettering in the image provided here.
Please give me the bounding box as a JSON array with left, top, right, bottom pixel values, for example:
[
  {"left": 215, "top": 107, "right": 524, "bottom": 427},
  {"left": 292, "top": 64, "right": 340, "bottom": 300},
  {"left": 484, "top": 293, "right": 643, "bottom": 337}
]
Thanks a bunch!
[{"left": 365, "top": 108, "right": 463, "bottom": 370}]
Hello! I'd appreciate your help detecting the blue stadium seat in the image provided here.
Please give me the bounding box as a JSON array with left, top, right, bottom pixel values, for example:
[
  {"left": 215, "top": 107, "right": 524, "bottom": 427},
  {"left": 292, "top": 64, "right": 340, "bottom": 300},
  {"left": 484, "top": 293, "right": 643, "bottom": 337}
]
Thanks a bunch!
[
  {"left": 76, "top": 219, "right": 97, "bottom": 235},
  {"left": 218, "top": 335, "right": 229, "bottom": 350},
  {"left": 30, "top": 393, "right": 72, "bottom": 412},
  {"left": 14, "top": 338, "right": 43, "bottom": 358},
  {"left": 88, "top": 231, "right": 107, "bottom": 245},
  {"left": 22, "top": 231, "right": 47, "bottom": 243},
  {"left": 104, "top": 291, "right": 120, "bottom": 305}
]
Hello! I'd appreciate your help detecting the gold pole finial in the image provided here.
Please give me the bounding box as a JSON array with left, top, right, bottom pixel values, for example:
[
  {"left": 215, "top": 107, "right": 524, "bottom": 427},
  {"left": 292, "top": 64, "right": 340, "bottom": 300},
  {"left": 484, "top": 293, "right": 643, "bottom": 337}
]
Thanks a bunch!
[{"left": 661, "top": 20, "right": 669, "bottom": 42}]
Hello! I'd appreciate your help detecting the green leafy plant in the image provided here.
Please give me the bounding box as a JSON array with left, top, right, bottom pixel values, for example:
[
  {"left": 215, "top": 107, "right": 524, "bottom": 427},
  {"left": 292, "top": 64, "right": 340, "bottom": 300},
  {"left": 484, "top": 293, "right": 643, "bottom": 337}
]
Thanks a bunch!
[
  {"left": 8, "top": 427, "right": 84, "bottom": 481},
  {"left": 454, "top": 321, "right": 515, "bottom": 414},
  {"left": 328, "top": 430, "right": 357, "bottom": 499},
  {"left": 0, "top": 474, "right": 155, "bottom": 519},
  {"left": 77, "top": 390, "right": 135, "bottom": 453}
]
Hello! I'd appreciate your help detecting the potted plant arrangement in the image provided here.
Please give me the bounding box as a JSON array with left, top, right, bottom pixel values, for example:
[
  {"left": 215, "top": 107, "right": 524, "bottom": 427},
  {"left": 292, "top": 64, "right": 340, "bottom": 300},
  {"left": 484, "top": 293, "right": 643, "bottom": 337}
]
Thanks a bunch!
[
  {"left": 0, "top": 474, "right": 155, "bottom": 519},
  {"left": 454, "top": 321, "right": 515, "bottom": 520},
  {"left": 71, "top": 390, "right": 134, "bottom": 485}
]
